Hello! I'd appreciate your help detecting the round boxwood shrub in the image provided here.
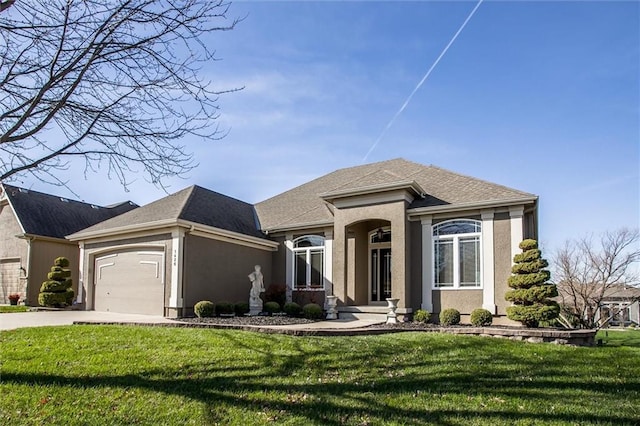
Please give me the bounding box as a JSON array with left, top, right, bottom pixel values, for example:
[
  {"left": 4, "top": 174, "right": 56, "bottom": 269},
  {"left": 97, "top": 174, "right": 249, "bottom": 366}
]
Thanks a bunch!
[
  {"left": 470, "top": 308, "right": 493, "bottom": 327},
  {"left": 303, "top": 303, "right": 323, "bottom": 320},
  {"left": 439, "top": 308, "right": 461, "bottom": 326},
  {"left": 283, "top": 302, "right": 302, "bottom": 317},
  {"left": 215, "top": 301, "right": 235, "bottom": 316},
  {"left": 194, "top": 300, "right": 214, "bottom": 318},
  {"left": 413, "top": 309, "right": 431, "bottom": 323},
  {"left": 234, "top": 301, "right": 249, "bottom": 316},
  {"left": 264, "top": 301, "right": 281, "bottom": 314}
]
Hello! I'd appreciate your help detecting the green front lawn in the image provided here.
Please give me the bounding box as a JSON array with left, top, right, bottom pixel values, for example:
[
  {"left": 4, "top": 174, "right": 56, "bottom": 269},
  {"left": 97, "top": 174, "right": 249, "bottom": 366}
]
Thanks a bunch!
[
  {"left": 1, "top": 326, "right": 638, "bottom": 425},
  {"left": 0, "top": 305, "right": 29, "bottom": 313}
]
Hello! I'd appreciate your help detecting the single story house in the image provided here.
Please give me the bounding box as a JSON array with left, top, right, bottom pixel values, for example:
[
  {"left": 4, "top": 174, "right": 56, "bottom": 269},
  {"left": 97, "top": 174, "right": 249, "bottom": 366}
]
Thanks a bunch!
[
  {"left": 0, "top": 184, "right": 137, "bottom": 305},
  {"left": 598, "top": 285, "right": 640, "bottom": 327},
  {"left": 69, "top": 159, "right": 538, "bottom": 323}
]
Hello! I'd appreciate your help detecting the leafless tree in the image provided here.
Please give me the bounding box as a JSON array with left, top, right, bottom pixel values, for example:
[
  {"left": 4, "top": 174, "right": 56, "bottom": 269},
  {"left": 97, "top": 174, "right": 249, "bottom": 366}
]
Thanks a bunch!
[
  {"left": 553, "top": 228, "right": 640, "bottom": 329},
  {"left": 1, "top": 0, "right": 240, "bottom": 189}
]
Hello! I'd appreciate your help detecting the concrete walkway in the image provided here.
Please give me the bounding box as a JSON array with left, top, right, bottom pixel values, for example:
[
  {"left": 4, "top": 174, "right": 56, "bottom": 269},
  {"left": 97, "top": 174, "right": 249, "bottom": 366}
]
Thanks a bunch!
[
  {"left": 0, "top": 311, "right": 175, "bottom": 331},
  {"left": 0, "top": 310, "right": 383, "bottom": 331}
]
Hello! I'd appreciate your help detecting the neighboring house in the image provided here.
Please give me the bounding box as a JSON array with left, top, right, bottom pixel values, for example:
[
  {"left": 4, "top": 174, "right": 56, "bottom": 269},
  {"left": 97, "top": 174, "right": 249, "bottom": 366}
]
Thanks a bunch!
[
  {"left": 598, "top": 285, "right": 640, "bottom": 327},
  {"left": 69, "top": 159, "right": 538, "bottom": 323},
  {"left": 0, "top": 184, "right": 137, "bottom": 306}
]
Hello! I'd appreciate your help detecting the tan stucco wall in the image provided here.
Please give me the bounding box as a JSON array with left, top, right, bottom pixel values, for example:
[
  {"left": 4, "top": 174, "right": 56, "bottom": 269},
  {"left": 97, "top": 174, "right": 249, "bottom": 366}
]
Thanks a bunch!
[
  {"left": 0, "top": 203, "right": 28, "bottom": 302},
  {"left": 182, "top": 235, "right": 273, "bottom": 313},
  {"left": 270, "top": 235, "right": 287, "bottom": 286},
  {"left": 333, "top": 200, "right": 411, "bottom": 308},
  {"left": 29, "top": 240, "right": 79, "bottom": 307},
  {"left": 493, "top": 213, "right": 512, "bottom": 316},
  {"left": 432, "top": 290, "right": 483, "bottom": 315},
  {"left": 409, "top": 220, "right": 423, "bottom": 311}
]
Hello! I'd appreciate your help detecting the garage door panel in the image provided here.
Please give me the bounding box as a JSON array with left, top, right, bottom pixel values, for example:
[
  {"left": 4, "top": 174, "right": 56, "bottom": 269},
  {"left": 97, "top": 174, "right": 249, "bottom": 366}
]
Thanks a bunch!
[{"left": 94, "top": 250, "right": 165, "bottom": 316}]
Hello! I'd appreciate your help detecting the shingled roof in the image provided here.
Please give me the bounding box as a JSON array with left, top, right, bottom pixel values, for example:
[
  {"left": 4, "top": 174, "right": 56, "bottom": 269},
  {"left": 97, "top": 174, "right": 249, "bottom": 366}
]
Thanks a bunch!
[
  {"left": 71, "top": 185, "right": 266, "bottom": 239},
  {"left": 255, "top": 158, "right": 537, "bottom": 231},
  {"left": 1, "top": 184, "right": 138, "bottom": 239}
]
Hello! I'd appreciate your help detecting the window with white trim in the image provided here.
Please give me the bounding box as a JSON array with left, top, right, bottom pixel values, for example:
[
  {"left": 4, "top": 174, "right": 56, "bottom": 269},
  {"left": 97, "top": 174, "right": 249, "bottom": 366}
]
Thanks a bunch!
[
  {"left": 293, "top": 235, "right": 325, "bottom": 290},
  {"left": 433, "top": 219, "right": 481, "bottom": 288}
]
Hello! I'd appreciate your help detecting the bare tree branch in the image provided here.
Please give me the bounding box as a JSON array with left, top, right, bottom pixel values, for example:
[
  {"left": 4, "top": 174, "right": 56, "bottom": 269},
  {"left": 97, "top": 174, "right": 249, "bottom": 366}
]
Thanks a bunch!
[
  {"left": 553, "top": 228, "right": 640, "bottom": 329},
  {"left": 0, "top": 0, "right": 241, "bottom": 189}
]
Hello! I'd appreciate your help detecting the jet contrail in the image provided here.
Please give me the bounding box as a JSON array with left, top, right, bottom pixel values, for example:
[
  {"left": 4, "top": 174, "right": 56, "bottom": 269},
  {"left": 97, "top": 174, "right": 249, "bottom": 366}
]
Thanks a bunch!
[{"left": 362, "top": 0, "right": 484, "bottom": 163}]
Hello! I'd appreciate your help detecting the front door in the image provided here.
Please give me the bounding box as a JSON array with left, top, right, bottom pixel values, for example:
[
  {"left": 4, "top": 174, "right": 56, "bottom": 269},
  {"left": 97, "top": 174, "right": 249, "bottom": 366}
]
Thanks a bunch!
[{"left": 371, "top": 247, "right": 392, "bottom": 302}]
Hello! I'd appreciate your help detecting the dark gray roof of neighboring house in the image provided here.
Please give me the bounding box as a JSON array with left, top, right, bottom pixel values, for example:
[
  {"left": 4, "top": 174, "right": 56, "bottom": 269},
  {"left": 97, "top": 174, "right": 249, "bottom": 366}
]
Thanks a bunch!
[
  {"left": 73, "top": 185, "right": 266, "bottom": 239},
  {"left": 255, "top": 158, "right": 537, "bottom": 231},
  {"left": 1, "top": 184, "right": 138, "bottom": 239}
]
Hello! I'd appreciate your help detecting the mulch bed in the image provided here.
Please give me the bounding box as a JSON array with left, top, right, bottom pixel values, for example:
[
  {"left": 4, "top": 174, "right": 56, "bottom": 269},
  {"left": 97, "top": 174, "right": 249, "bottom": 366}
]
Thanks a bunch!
[{"left": 174, "top": 315, "right": 319, "bottom": 327}]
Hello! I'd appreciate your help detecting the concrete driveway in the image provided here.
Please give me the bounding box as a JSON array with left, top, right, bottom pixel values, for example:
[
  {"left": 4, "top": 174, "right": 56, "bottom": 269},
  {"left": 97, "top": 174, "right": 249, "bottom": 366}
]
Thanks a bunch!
[{"left": 0, "top": 310, "right": 175, "bottom": 331}]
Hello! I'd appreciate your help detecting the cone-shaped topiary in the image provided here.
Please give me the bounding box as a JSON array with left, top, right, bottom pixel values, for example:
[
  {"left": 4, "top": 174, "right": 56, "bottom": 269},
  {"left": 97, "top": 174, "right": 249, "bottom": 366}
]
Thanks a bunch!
[
  {"left": 38, "top": 257, "right": 74, "bottom": 307},
  {"left": 505, "top": 239, "right": 559, "bottom": 327}
]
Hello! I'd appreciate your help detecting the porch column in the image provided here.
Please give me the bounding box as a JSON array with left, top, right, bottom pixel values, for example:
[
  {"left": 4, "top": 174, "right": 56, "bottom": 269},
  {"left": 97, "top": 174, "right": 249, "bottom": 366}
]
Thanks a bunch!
[
  {"left": 324, "top": 228, "right": 333, "bottom": 297},
  {"left": 481, "top": 210, "right": 495, "bottom": 314},
  {"left": 332, "top": 221, "right": 347, "bottom": 304},
  {"left": 421, "top": 216, "right": 433, "bottom": 312},
  {"left": 509, "top": 206, "right": 524, "bottom": 261},
  {"left": 76, "top": 242, "right": 85, "bottom": 305},
  {"left": 285, "top": 233, "right": 293, "bottom": 303},
  {"left": 169, "top": 229, "right": 184, "bottom": 309}
]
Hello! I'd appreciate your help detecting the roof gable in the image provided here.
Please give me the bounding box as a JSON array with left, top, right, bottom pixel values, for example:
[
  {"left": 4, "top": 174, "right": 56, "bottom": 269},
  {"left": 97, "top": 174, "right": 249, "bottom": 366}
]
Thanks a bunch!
[
  {"left": 1, "top": 184, "right": 138, "bottom": 239},
  {"left": 255, "top": 158, "right": 537, "bottom": 231},
  {"left": 73, "top": 185, "right": 265, "bottom": 239}
]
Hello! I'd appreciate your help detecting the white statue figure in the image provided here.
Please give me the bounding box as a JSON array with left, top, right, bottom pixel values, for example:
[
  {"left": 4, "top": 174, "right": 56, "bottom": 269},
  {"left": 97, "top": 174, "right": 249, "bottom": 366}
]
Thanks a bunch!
[{"left": 248, "top": 265, "right": 265, "bottom": 315}]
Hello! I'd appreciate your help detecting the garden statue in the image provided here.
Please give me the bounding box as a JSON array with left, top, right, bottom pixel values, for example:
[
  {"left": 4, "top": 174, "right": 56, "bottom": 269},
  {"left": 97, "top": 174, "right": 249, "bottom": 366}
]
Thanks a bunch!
[{"left": 248, "top": 265, "right": 265, "bottom": 315}]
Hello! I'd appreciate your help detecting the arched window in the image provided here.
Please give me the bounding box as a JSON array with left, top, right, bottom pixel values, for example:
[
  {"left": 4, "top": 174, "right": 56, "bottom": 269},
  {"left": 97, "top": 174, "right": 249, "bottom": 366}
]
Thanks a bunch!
[
  {"left": 433, "top": 219, "right": 481, "bottom": 288},
  {"left": 293, "top": 235, "right": 325, "bottom": 289}
]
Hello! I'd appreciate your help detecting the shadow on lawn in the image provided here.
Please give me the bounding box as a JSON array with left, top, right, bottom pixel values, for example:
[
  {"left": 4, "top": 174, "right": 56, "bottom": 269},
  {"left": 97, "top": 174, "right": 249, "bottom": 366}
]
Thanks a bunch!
[{"left": 3, "top": 331, "right": 640, "bottom": 425}]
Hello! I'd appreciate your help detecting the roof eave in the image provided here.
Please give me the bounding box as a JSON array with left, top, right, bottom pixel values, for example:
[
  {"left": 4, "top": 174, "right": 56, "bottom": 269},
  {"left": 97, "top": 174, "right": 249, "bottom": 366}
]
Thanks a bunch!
[
  {"left": 262, "top": 220, "right": 334, "bottom": 234},
  {"left": 67, "top": 218, "right": 180, "bottom": 241},
  {"left": 407, "top": 196, "right": 538, "bottom": 218},
  {"left": 320, "top": 180, "right": 426, "bottom": 203}
]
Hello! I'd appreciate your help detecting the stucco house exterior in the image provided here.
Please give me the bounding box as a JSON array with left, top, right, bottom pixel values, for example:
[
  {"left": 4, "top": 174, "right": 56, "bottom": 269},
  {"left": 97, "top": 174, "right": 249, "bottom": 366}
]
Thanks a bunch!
[
  {"left": 69, "top": 159, "right": 539, "bottom": 323},
  {"left": 0, "top": 184, "right": 137, "bottom": 306}
]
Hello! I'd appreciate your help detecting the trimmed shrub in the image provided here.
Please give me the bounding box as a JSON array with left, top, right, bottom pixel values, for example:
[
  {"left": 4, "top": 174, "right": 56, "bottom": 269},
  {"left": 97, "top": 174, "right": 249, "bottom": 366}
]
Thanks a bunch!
[
  {"left": 54, "top": 256, "right": 70, "bottom": 267},
  {"left": 506, "top": 239, "right": 560, "bottom": 328},
  {"left": 39, "top": 256, "right": 73, "bottom": 307},
  {"left": 40, "top": 280, "right": 68, "bottom": 293},
  {"left": 215, "top": 301, "right": 235, "bottom": 316},
  {"left": 470, "top": 308, "right": 493, "bottom": 327},
  {"left": 234, "top": 302, "right": 249, "bottom": 316},
  {"left": 264, "top": 301, "right": 281, "bottom": 314},
  {"left": 264, "top": 284, "right": 286, "bottom": 308},
  {"left": 439, "top": 308, "right": 461, "bottom": 326},
  {"left": 303, "top": 303, "right": 323, "bottom": 320},
  {"left": 413, "top": 309, "right": 431, "bottom": 323},
  {"left": 283, "top": 302, "right": 302, "bottom": 317},
  {"left": 38, "top": 292, "right": 68, "bottom": 307},
  {"left": 194, "top": 300, "right": 214, "bottom": 318}
]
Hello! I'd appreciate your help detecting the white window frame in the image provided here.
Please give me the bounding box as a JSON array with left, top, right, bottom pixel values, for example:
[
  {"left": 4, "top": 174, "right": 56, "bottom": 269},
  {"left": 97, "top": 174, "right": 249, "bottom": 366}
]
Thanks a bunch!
[
  {"left": 432, "top": 219, "right": 482, "bottom": 289},
  {"left": 292, "top": 235, "right": 325, "bottom": 290}
]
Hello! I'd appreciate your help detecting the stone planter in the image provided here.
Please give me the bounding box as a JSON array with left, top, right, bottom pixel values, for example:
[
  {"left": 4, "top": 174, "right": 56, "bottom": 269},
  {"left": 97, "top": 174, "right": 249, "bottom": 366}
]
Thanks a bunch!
[
  {"left": 326, "top": 295, "right": 338, "bottom": 320},
  {"left": 9, "top": 299, "right": 18, "bottom": 306},
  {"left": 386, "top": 298, "right": 399, "bottom": 324}
]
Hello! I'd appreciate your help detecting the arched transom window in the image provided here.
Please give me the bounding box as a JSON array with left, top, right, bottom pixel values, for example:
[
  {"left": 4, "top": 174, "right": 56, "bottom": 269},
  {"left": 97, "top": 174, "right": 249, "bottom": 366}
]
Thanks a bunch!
[
  {"left": 293, "top": 235, "right": 325, "bottom": 289},
  {"left": 433, "top": 219, "right": 481, "bottom": 288}
]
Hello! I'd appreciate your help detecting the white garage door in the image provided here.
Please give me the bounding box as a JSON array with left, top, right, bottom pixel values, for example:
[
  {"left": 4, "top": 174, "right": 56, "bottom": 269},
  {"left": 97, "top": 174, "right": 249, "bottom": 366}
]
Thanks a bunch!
[{"left": 94, "top": 250, "right": 165, "bottom": 315}]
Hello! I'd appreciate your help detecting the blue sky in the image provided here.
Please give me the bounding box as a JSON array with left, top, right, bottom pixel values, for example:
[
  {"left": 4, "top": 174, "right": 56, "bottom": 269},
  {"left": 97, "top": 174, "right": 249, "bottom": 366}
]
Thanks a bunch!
[{"left": 16, "top": 0, "right": 640, "bottom": 255}]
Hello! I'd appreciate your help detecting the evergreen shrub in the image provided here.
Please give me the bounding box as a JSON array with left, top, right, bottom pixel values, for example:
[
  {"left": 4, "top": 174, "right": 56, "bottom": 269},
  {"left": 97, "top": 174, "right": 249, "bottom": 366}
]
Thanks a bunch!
[
  {"left": 283, "top": 302, "right": 302, "bottom": 317},
  {"left": 215, "top": 301, "right": 234, "bottom": 316},
  {"left": 439, "top": 308, "right": 461, "bottom": 326},
  {"left": 505, "top": 239, "right": 559, "bottom": 328},
  {"left": 264, "top": 301, "right": 281, "bottom": 314},
  {"left": 38, "top": 257, "right": 74, "bottom": 307},
  {"left": 413, "top": 309, "right": 431, "bottom": 323},
  {"left": 303, "top": 303, "right": 323, "bottom": 320},
  {"left": 194, "top": 300, "right": 214, "bottom": 318},
  {"left": 470, "top": 308, "right": 493, "bottom": 327}
]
